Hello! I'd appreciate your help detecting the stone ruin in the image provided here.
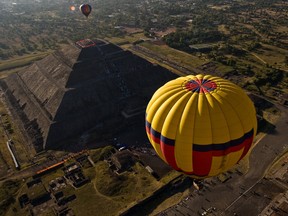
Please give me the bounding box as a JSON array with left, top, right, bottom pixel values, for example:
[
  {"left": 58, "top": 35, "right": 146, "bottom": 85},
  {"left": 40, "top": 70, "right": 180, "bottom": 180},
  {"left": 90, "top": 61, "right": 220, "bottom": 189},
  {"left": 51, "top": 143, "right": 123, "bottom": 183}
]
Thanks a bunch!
[{"left": 0, "top": 39, "right": 177, "bottom": 152}]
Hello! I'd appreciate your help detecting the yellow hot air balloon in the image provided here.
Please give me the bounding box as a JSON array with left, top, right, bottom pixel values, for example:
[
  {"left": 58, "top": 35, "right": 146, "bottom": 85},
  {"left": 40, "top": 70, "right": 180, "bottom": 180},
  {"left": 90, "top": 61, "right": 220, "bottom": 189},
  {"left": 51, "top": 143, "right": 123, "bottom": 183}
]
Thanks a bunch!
[{"left": 145, "top": 74, "right": 257, "bottom": 179}]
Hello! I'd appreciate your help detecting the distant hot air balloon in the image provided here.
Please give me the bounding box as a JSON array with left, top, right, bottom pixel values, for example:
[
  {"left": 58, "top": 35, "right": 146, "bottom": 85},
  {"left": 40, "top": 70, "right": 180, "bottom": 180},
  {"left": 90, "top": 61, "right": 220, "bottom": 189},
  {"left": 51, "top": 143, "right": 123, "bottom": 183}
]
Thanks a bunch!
[
  {"left": 70, "top": 5, "right": 76, "bottom": 11},
  {"left": 79, "top": 4, "right": 92, "bottom": 18},
  {"left": 145, "top": 74, "right": 257, "bottom": 179}
]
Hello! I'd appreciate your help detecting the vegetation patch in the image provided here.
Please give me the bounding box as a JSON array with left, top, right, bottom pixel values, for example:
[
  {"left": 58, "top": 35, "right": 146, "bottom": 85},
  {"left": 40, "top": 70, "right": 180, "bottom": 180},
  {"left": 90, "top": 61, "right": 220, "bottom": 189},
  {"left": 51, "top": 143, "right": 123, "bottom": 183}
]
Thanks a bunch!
[
  {"left": 68, "top": 182, "right": 121, "bottom": 216},
  {"left": 0, "top": 52, "right": 50, "bottom": 72},
  {"left": 95, "top": 162, "right": 136, "bottom": 197},
  {"left": 39, "top": 169, "right": 64, "bottom": 186},
  {"left": 105, "top": 32, "right": 146, "bottom": 45},
  {"left": 139, "top": 41, "right": 207, "bottom": 69},
  {"left": 89, "top": 146, "right": 115, "bottom": 163},
  {"left": 0, "top": 180, "right": 20, "bottom": 216},
  {"left": 66, "top": 160, "right": 161, "bottom": 216},
  {"left": 150, "top": 189, "right": 190, "bottom": 215},
  {"left": 95, "top": 161, "right": 161, "bottom": 201}
]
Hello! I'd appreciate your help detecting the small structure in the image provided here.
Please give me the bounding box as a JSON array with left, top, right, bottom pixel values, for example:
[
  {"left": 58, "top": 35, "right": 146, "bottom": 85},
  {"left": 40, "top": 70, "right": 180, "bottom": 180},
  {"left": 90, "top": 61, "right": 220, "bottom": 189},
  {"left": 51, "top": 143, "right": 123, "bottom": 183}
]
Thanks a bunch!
[
  {"left": 75, "top": 38, "right": 97, "bottom": 48},
  {"left": 53, "top": 205, "right": 74, "bottom": 216},
  {"left": 189, "top": 44, "right": 217, "bottom": 52},
  {"left": 63, "top": 163, "right": 89, "bottom": 188},
  {"left": 53, "top": 191, "right": 64, "bottom": 202},
  {"left": 76, "top": 154, "right": 94, "bottom": 168},
  {"left": 33, "top": 161, "right": 65, "bottom": 179},
  {"left": 18, "top": 194, "right": 29, "bottom": 208},
  {"left": 27, "top": 178, "right": 42, "bottom": 188},
  {"left": 6, "top": 139, "right": 20, "bottom": 169},
  {"left": 110, "top": 149, "right": 136, "bottom": 174},
  {"left": 27, "top": 182, "right": 51, "bottom": 206},
  {"left": 49, "top": 177, "right": 66, "bottom": 192},
  {"left": 145, "top": 166, "right": 159, "bottom": 179}
]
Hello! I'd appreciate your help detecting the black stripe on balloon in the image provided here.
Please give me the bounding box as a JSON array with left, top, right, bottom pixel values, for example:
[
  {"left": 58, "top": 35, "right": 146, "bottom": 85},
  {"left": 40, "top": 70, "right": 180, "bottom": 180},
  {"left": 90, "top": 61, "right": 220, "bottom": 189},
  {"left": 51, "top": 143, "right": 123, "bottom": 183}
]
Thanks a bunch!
[
  {"left": 193, "top": 129, "right": 254, "bottom": 152},
  {"left": 145, "top": 119, "right": 151, "bottom": 130},
  {"left": 160, "top": 136, "right": 175, "bottom": 146},
  {"left": 145, "top": 120, "right": 161, "bottom": 141},
  {"left": 145, "top": 119, "right": 175, "bottom": 146}
]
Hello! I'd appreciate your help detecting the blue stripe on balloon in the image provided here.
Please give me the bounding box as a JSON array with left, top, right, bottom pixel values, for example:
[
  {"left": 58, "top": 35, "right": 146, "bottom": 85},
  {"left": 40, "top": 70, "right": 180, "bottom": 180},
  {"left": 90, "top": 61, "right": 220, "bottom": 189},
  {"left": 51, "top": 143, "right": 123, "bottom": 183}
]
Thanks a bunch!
[
  {"left": 161, "top": 136, "right": 175, "bottom": 146},
  {"left": 193, "top": 129, "right": 254, "bottom": 152},
  {"left": 145, "top": 118, "right": 254, "bottom": 151}
]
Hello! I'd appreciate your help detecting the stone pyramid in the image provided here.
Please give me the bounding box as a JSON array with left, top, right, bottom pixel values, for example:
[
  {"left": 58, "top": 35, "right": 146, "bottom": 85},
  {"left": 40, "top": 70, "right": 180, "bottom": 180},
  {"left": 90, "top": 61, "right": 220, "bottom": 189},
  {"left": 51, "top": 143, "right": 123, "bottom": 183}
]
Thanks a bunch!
[{"left": 0, "top": 39, "right": 177, "bottom": 151}]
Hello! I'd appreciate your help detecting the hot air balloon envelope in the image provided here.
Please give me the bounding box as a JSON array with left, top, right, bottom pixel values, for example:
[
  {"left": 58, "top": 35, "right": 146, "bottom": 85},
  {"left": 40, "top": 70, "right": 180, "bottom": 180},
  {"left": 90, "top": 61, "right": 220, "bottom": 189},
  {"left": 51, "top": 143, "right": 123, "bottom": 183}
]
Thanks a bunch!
[
  {"left": 79, "top": 4, "right": 92, "bottom": 17},
  {"left": 70, "top": 5, "right": 76, "bottom": 11},
  {"left": 145, "top": 74, "right": 257, "bottom": 179}
]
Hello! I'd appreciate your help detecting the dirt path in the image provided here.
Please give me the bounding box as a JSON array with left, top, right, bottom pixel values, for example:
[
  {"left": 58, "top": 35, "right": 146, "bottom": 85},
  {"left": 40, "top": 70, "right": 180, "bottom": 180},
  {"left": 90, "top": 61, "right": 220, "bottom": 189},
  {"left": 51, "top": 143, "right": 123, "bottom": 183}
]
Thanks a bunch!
[
  {"left": 242, "top": 48, "right": 267, "bottom": 65},
  {"left": 92, "top": 179, "right": 114, "bottom": 202}
]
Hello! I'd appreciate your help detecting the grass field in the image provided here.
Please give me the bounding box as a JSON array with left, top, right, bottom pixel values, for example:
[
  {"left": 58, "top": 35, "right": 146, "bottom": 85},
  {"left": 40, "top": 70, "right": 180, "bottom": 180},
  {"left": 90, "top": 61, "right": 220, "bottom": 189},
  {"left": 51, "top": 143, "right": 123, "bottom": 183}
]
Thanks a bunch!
[
  {"left": 0, "top": 67, "right": 25, "bottom": 79},
  {"left": 40, "top": 169, "right": 65, "bottom": 186},
  {"left": 265, "top": 151, "right": 288, "bottom": 178},
  {"left": 127, "top": 48, "right": 185, "bottom": 76},
  {"left": 0, "top": 99, "right": 35, "bottom": 173},
  {"left": 0, "top": 53, "right": 53, "bottom": 170},
  {"left": 159, "top": 170, "right": 181, "bottom": 185},
  {"left": 70, "top": 182, "right": 122, "bottom": 216},
  {"left": 218, "top": 24, "right": 231, "bottom": 35},
  {"left": 150, "top": 189, "right": 190, "bottom": 216},
  {"left": 106, "top": 35, "right": 207, "bottom": 75},
  {"left": 4, "top": 157, "right": 165, "bottom": 216},
  {"left": 234, "top": 43, "right": 288, "bottom": 73},
  {"left": 213, "top": 62, "right": 234, "bottom": 75},
  {"left": 0, "top": 180, "right": 21, "bottom": 216},
  {"left": 105, "top": 32, "right": 146, "bottom": 46},
  {"left": 67, "top": 161, "right": 163, "bottom": 216},
  {"left": 0, "top": 52, "right": 51, "bottom": 72},
  {"left": 0, "top": 111, "right": 15, "bottom": 171},
  {"left": 139, "top": 41, "right": 207, "bottom": 69},
  {"left": 253, "top": 44, "right": 288, "bottom": 70}
]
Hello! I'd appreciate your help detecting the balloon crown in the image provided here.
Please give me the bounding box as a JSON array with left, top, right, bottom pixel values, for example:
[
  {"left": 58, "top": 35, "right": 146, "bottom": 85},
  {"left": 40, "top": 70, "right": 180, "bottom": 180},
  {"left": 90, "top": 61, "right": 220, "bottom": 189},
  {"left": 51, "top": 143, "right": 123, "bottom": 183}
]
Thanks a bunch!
[{"left": 184, "top": 78, "right": 217, "bottom": 93}]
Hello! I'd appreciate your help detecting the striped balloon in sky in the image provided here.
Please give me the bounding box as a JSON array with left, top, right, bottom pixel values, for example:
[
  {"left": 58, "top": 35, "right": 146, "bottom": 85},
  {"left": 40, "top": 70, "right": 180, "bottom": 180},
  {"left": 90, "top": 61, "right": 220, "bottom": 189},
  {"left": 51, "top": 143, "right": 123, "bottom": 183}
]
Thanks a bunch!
[{"left": 145, "top": 74, "right": 257, "bottom": 179}]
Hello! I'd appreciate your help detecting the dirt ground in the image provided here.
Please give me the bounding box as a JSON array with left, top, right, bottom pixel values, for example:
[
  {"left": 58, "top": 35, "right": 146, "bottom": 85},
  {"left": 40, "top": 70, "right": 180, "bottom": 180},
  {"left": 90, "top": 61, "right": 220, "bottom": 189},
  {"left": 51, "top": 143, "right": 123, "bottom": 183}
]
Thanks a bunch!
[
  {"left": 153, "top": 27, "right": 177, "bottom": 37},
  {"left": 123, "top": 27, "right": 143, "bottom": 34}
]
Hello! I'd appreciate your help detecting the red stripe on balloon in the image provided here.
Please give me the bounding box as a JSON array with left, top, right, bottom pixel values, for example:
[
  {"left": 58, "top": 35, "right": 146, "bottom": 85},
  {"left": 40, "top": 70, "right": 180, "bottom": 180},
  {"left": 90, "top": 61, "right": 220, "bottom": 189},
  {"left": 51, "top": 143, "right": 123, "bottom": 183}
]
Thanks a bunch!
[
  {"left": 238, "top": 135, "right": 253, "bottom": 161},
  {"left": 211, "top": 136, "right": 253, "bottom": 157},
  {"left": 161, "top": 143, "right": 180, "bottom": 171},
  {"left": 192, "top": 151, "right": 212, "bottom": 176},
  {"left": 145, "top": 125, "right": 150, "bottom": 134}
]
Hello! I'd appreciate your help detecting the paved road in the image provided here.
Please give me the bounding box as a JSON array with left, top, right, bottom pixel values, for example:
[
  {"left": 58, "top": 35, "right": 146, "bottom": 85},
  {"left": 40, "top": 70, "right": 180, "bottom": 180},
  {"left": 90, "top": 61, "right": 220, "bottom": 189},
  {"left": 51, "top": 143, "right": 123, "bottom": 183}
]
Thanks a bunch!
[
  {"left": 0, "top": 157, "right": 59, "bottom": 182},
  {"left": 161, "top": 105, "right": 288, "bottom": 216}
]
